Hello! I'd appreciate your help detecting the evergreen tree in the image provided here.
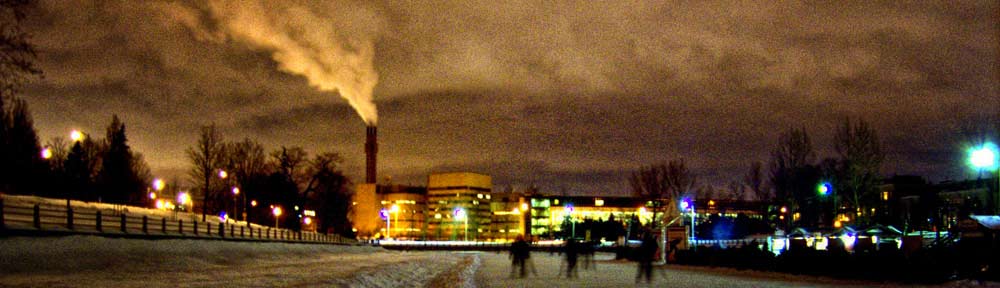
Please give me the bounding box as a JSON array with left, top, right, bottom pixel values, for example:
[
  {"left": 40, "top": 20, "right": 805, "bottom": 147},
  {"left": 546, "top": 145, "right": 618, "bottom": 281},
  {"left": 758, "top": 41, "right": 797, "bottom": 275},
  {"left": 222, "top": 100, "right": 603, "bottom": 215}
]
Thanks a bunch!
[
  {"left": 0, "top": 97, "right": 43, "bottom": 194},
  {"left": 98, "top": 115, "right": 139, "bottom": 204},
  {"left": 64, "top": 137, "right": 101, "bottom": 201}
]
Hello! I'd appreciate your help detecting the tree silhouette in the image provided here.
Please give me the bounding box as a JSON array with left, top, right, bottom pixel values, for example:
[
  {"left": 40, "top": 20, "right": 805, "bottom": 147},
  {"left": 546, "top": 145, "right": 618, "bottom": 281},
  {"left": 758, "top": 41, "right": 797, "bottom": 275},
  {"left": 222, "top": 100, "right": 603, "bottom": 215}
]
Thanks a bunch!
[
  {"left": 97, "top": 115, "right": 148, "bottom": 205},
  {"left": 0, "top": 0, "right": 42, "bottom": 99},
  {"left": 770, "top": 127, "right": 819, "bottom": 228},
  {"left": 303, "top": 152, "right": 352, "bottom": 235},
  {"left": 187, "top": 124, "right": 224, "bottom": 222},
  {"left": 0, "top": 97, "right": 43, "bottom": 194},
  {"left": 834, "top": 118, "right": 884, "bottom": 225},
  {"left": 64, "top": 136, "right": 101, "bottom": 201},
  {"left": 630, "top": 159, "right": 697, "bottom": 229}
]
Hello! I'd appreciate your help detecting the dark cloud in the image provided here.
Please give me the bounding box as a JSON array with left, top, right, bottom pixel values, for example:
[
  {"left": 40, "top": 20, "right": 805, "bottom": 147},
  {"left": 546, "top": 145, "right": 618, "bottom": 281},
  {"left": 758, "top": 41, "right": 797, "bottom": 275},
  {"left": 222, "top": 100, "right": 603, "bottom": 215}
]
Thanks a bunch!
[{"left": 18, "top": 0, "right": 999, "bottom": 194}]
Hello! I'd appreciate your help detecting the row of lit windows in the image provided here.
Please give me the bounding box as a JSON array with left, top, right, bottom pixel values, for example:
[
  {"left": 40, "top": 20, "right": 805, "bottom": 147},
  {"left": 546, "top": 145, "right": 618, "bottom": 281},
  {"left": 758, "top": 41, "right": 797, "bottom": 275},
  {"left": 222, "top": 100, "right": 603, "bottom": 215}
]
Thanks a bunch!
[{"left": 381, "top": 200, "right": 418, "bottom": 205}]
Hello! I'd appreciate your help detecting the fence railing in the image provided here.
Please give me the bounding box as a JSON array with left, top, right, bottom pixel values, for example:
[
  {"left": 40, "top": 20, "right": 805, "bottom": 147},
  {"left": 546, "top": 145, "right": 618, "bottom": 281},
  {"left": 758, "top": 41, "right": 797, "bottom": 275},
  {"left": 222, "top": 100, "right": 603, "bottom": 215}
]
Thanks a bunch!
[{"left": 0, "top": 194, "right": 355, "bottom": 245}]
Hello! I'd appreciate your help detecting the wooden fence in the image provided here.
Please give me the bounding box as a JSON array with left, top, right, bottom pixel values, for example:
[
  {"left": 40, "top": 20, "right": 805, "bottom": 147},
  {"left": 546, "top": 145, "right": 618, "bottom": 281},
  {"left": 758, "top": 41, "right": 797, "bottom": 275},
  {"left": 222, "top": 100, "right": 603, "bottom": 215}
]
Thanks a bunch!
[{"left": 0, "top": 195, "right": 355, "bottom": 245}]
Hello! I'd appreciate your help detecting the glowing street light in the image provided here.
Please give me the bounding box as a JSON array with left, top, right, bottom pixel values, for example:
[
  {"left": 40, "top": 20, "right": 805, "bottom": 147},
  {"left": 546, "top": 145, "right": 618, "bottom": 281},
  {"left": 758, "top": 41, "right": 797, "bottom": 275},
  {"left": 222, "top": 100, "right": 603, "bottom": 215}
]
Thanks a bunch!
[
  {"left": 454, "top": 208, "right": 468, "bottom": 241},
  {"left": 70, "top": 130, "right": 84, "bottom": 142},
  {"left": 817, "top": 182, "right": 832, "bottom": 196},
  {"left": 41, "top": 147, "right": 52, "bottom": 159},
  {"left": 969, "top": 142, "right": 1000, "bottom": 213},
  {"left": 218, "top": 170, "right": 228, "bottom": 179},
  {"left": 152, "top": 178, "right": 165, "bottom": 191},
  {"left": 273, "top": 206, "right": 283, "bottom": 228}
]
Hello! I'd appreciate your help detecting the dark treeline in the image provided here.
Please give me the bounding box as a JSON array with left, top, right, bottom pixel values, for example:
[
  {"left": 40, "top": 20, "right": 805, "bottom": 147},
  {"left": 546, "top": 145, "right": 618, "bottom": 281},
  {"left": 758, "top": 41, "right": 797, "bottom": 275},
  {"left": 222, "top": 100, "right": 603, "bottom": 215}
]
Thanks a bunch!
[
  {"left": 630, "top": 118, "right": 893, "bottom": 235},
  {"left": 187, "top": 124, "right": 354, "bottom": 236}
]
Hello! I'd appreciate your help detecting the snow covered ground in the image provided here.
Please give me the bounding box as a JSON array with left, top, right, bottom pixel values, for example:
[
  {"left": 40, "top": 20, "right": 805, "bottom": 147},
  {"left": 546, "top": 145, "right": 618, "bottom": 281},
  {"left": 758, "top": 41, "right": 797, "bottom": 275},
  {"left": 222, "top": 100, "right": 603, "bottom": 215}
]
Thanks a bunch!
[{"left": 1, "top": 236, "right": 997, "bottom": 287}]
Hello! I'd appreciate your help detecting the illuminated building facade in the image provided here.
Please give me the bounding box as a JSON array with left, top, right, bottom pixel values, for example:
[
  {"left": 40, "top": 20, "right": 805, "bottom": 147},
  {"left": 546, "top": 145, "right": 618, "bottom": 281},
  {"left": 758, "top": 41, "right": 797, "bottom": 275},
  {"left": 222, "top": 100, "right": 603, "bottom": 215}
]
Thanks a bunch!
[
  {"left": 378, "top": 185, "right": 428, "bottom": 239},
  {"left": 426, "top": 172, "right": 492, "bottom": 241},
  {"left": 351, "top": 171, "right": 768, "bottom": 241}
]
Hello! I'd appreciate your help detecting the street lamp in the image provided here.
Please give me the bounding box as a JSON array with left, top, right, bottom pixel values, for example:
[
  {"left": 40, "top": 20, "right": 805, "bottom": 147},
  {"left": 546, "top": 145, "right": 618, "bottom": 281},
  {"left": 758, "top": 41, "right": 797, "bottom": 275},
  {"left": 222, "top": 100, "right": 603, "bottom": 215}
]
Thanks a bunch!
[
  {"left": 680, "top": 198, "right": 695, "bottom": 243},
  {"left": 272, "top": 206, "right": 283, "bottom": 229},
  {"left": 454, "top": 208, "right": 468, "bottom": 241},
  {"left": 566, "top": 204, "right": 575, "bottom": 239},
  {"left": 231, "top": 187, "right": 240, "bottom": 222},
  {"left": 390, "top": 204, "right": 400, "bottom": 238},
  {"left": 818, "top": 182, "right": 835, "bottom": 226},
  {"left": 969, "top": 142, "right": 999, "bottom": 214}
]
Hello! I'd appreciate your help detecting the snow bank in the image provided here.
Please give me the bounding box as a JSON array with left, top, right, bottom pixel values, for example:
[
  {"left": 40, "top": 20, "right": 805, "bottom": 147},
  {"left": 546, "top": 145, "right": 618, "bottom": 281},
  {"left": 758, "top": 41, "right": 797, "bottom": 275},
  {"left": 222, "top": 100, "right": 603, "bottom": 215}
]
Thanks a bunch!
[
  {"left": 0, "top": 235, "right": 381, "bottom": 274},
  {"left": 0, "top": 236, "right": 480, "bottom": 287}
]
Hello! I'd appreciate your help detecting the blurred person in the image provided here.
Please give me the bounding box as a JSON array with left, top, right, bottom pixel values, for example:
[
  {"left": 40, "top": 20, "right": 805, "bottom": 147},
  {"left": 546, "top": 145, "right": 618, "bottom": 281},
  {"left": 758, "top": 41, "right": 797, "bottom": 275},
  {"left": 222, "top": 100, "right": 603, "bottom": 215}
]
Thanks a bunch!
[
  {"left": 635, "top": 233, "right": 657, "bottom": 284},
  {"left": 561, "top": 238, "right": 580, "bottom": 278},
  {"left": 509, "top": 235, "right": 530, "bottom": 278}
]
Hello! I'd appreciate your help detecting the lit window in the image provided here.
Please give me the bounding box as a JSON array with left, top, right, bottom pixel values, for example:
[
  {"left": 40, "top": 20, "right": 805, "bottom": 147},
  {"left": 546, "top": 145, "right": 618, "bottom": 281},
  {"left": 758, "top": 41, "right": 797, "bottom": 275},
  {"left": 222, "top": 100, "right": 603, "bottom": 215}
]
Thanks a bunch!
[
  {"left": 477, "top": 194, "right": 483, "bottom": 199},
  {"left": 882, "top": 191, "right": 889, "bottom": 201},
  {"left": 595, "top": 199, "right": 604, "bottom": 206},
  {"left": 554, "top": 199, "right": 559, "bottom": 205},
  {"left": 486, "top": 195, "right": 491, "bottom": 200}
]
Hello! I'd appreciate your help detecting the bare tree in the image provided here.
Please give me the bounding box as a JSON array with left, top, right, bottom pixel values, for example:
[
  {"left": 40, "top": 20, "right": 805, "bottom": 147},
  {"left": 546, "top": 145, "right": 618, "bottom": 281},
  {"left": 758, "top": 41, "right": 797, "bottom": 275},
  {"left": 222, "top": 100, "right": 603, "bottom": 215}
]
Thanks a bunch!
[
  {"left": 630, "top": 158, "right": 697, "bottom": 227},
  {"left": 769, "top": 127, "right": 815, "bottom": 206},
  {"left": 744, "top": 161, "right": 767, "bottom": 201},
  {"left": 834, "top": 118, "right": 884, "bottom": 224},
  {"left": 0, "top": 0, "right": 42, "bottom": 98},
  {"left": 727, "top": 180, "right": 745, "bottom": 200},
  {"left": 271, "top": 146, "right": 308, "bottom": 190},
  {"left": 187, "top": 124, "right": 224, "bottom": 221}
]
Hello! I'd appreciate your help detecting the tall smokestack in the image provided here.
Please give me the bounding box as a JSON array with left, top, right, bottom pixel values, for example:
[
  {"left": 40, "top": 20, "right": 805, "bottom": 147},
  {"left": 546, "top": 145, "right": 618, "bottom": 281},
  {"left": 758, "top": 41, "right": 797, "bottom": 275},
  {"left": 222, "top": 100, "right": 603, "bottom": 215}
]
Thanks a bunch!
[{"left": 365, "top": 125, "right": 377, "bottom": 184}]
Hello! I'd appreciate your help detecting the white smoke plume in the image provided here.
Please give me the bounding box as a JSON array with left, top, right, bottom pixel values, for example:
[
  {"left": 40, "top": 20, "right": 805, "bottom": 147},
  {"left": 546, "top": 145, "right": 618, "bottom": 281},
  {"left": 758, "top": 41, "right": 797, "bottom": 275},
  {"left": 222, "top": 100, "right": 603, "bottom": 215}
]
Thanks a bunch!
[{"left": 204, "top": 0, "right": 382, "bottom": 124}]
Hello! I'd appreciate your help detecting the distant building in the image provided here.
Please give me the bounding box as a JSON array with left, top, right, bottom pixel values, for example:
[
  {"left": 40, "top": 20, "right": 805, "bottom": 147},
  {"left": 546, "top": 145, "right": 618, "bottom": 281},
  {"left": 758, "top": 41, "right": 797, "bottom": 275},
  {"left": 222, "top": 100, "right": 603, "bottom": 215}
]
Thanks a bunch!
[
  {"left": 350, "top": 171, "right": 770, "bottom": 241},
  {"left": 425, "top": 172, "right": 492, "bottom": 241}
]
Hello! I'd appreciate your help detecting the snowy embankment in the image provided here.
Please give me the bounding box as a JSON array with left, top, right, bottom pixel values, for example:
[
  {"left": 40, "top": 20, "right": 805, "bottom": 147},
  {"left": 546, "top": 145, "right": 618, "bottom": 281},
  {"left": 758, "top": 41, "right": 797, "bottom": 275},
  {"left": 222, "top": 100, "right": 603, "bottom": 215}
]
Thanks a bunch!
[{"left": 0, "top": 236, "right": 478, "bottom": 287}]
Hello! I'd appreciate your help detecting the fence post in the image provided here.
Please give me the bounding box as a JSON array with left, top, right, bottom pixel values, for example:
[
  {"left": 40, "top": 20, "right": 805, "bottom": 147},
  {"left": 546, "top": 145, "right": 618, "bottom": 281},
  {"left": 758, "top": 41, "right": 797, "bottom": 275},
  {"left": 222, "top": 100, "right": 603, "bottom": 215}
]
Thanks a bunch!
[
  {"left": 33, "top": 204, "right": 40, "bottom": 229},
  {"left": 193, "top": 221, "right": 198, "bottom": 235},
  {"left": 207, "top": 222, "right": 212, "bottom": 236},
  {"left": 230, "top": 223, "right": 234, "bottom": 237},
  {"left": 267, "top": 227, "right": 271, "bottom": 239},
  {"left": 96, "top": 210, "right": 102, "bottom": 232},
  {"left": 240, "top": 226, "right": 244, "bottom": 238},
  {"left": 142, "top": 216, "right": 148, "bottom": 234},
  {"left": 120, "top": 213, "right": 127, "bottom": 233},
  {"left": 218, "top": 222, "right": 225, "bottom": 238},
  {"left": 66, "top": 206, "right": 73, "bottom": 230},
  {"left": 179, "top": 220, "right": 184, "bottom": 235},
  {"left": 162, "top": 218, "right": 167, "bottom": 234}
]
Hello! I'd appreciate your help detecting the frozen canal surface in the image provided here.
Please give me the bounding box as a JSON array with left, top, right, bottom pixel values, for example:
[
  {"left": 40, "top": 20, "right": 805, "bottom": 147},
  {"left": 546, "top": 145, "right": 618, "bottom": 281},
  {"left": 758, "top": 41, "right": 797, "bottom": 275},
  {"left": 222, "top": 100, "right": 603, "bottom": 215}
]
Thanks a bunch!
[{"left": 0, "top": 236, "right": 997, "bottom": 287}]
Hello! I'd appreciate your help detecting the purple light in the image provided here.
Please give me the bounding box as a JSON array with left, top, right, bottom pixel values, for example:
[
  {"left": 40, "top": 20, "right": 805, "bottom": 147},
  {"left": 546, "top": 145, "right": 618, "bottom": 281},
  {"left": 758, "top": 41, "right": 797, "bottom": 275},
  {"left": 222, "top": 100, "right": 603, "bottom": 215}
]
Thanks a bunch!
[{"left": 379, "top": 209, "right": 389, "bottom": 220}]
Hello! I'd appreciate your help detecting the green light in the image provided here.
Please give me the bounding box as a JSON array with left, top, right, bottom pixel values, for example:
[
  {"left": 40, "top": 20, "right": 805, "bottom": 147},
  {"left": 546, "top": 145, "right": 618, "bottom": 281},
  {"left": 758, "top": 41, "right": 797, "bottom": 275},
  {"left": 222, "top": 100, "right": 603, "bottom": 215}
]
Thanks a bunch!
[
  {"left": 969, "top": 142, "right": 999, "bottom": 170},
  {"left": 818, "top": 182, "right": 831, "bottom": 196}
]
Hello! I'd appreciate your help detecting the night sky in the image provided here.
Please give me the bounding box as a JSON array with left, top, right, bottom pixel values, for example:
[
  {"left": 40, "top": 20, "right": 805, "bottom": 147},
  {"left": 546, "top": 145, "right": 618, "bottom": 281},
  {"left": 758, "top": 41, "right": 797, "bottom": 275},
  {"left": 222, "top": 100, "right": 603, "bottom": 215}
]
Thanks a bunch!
[{"left": 19, "top": 1, "right": 999, "bottom": 195}]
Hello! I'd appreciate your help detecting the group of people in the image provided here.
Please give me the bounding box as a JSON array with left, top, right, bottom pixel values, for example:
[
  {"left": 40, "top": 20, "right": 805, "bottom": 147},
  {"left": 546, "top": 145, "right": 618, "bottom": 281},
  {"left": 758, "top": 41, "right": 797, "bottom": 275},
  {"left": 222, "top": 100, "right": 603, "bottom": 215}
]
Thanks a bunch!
[{"left": 508, "top": 232, "right": 662, "bottom": 284}]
